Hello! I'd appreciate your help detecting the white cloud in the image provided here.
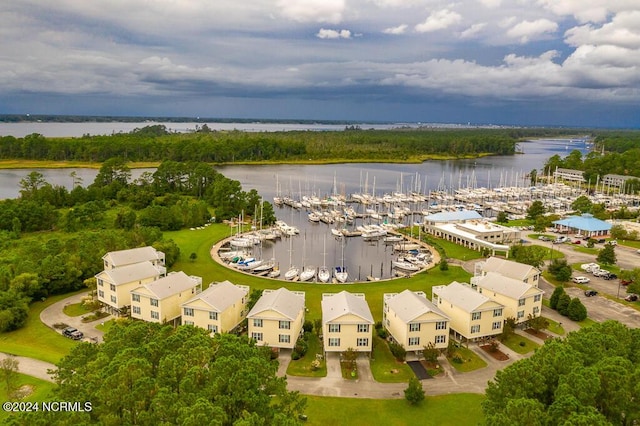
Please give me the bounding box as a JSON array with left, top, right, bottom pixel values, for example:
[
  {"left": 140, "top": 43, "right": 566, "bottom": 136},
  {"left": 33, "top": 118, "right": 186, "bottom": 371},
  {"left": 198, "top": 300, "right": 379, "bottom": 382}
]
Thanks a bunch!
[
  {"left": 415, "top": 9, "right": 462, "bottom": 33},
  {"left": 316, "top": 29, "right": 352, "bottom": 39},
  {"left": 507, "top": 19, "right": 558, "bottom": 43},
  {"left": 383, "top": 24, "right": 408, "bottom": 35},
  {"left": 565, "top": 11, "right": 640, "bottom": 49},
  {"left": 537, "top": 0, "right": 639, "bottom": 24},
  {"left": 278, "top": 0, "right": 345, "bottom": 24},
  {"left": 460, "top": 23, "right": 486, "bottom": 39}
]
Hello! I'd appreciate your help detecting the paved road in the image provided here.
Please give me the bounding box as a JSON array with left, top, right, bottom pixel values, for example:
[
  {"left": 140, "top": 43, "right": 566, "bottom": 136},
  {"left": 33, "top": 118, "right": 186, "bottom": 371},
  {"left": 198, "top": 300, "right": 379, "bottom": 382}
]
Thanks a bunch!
[
  {"left": 40, "top": 291, "right": 111, "bottom": 344},
  {"left": 0, "top": 353, "right": 56, "bottom": 383}
]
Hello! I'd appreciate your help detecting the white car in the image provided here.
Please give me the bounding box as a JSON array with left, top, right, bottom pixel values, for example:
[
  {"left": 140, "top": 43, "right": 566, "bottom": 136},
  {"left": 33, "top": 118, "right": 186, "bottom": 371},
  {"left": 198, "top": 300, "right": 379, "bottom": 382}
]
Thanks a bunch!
[{"left": 573, "top": 276, "right": 590, "bottom": 284}]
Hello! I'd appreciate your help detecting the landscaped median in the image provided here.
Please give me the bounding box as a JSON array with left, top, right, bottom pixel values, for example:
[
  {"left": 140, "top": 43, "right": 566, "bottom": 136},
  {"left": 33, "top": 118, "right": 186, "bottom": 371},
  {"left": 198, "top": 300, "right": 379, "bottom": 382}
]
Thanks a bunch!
[{"left": 286, "top": 332, "right": 327, "bottom": 378}]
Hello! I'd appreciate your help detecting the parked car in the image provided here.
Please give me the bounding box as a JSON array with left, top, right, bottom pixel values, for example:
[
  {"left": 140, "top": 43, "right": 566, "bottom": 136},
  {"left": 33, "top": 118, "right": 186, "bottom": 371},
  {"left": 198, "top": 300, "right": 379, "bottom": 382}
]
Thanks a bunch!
[
  {"left": 593, "top": 269, "right": 610, "bottom": 277},
  {"left": 62, "top": 327, "right": 83, "bottom": 340},
  {"left": 573, "top": 276, "right": 590, "bottom": 284},
  {"left": 607, "top": 240, "right": 617, "bottom": 246},
  {"left": 636, "top": 249, "right": 640, "bottom": 255},
  {"left": 624, "top": 294, "right": 638, "bottom": 302},
  {"left": 603, "top": 273, "right": 618, "bottom": 280},
  {"left": 584, "top": 290, "right": 598, "bottom": 297},
  {"left": 596, "top": 239, "right": 606, "bottom": 244},
  {"left": 538, "top": 235, "right": 551, "bottom": 241},
  {"left": 554, "top": 236, "right": 569, "bottom": 244},
  {"left": 572, "top": 240, "right": 581, "bottom": 244}
]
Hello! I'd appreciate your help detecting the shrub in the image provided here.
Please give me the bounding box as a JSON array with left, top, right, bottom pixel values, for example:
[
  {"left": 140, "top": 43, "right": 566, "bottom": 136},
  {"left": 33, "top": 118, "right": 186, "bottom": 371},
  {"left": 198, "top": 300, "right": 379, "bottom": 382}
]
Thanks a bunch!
[
  {"left": 423, "top": 342, "right": 439, "bottom": 362},
  {"left": 567, "top": 297, "right": 588, "bottom": 321},
  {"left": 303, "top": 320, "right": 313, "bottom": 334},
  {"left": 557, "top": 293, "right": 572, "bottom": 316},
  {"left": 404, "top": 377, "right": 425, "bottom": 405},
  {"left": 389, "top": 342, "right": 407, "bottom": 361},
  {"left": 377, "top": 327, "right": 389, "bottom": 339},
  {"left": 549, "top": 286, "right": 565, "bottom": 310}
]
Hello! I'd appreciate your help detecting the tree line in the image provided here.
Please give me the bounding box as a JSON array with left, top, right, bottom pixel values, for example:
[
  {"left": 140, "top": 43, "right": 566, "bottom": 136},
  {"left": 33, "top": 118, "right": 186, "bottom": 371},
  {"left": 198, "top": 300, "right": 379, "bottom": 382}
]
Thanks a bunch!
[
  {"left": 0, "top": 126, "right": 541, "bottom": 163},
  {"left": 0, "top": 159, "right": 274, "bottom": 332}
]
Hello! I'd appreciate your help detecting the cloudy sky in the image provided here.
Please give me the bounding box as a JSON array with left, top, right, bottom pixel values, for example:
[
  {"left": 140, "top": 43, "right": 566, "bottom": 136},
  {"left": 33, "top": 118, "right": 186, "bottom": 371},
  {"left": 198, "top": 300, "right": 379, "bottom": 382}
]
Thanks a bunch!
[{"left": 1, "top": 1, "right": 639, "bottom": 127}]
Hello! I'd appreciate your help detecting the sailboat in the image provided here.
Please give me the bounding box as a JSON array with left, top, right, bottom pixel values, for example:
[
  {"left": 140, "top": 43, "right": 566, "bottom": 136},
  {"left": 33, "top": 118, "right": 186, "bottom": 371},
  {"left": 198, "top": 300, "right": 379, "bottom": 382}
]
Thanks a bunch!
[
  {"left": 299, "top": 235, "right": 316, "bottom": 282},
  {"left": 318, "top": 237, "right": 331, "bottom": 283},
  {"left": 334, "top": 238, "right": 348, "bottom": 283},
  {"left": 284, "top": 236, "right": 299, "bottom": 280}
]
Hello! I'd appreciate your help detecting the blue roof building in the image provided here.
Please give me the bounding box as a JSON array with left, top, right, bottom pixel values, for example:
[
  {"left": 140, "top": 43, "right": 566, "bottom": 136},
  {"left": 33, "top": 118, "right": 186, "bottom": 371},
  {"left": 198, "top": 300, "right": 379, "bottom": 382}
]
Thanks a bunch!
[{"left": 552, "top": 214, "right": 611, "bottom": 237}]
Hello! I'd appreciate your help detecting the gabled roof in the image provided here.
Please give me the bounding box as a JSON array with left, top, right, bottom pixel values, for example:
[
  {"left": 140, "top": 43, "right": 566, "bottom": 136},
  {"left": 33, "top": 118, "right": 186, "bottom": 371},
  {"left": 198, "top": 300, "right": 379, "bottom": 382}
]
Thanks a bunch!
[
  {"left": 103, "top": 246, "right": 163, "bottom": 267},
  {"left": 423, "top": 210, "right": 482, "bottom": 223},
  {"left": 247, "top": 288, "right": 305, "bottom": 321},
  {"left": 481, "top": 257, "right": 540, "bottom": 281},
  {"left": 182, "top": 280, "right": 249, "bottom": 312},
  {"left": 96, "top": 261, "right": 161, "bottom": 285},
  {"left": 473, "top": 272, "right": 543, "bottom": 300},
  {"left": 384, "top": 289, "right": 448, "bottom": 323},
  {"left": 131, "top": 271, "right": 200, "bottom": 300},
  {"left": 552, "top": 213, "right": 612, "bottom": 232},
  {"left": 322, "top": 291, "right": 374, "bottom": 325},
  {"left": 433, "top": 281, "right": 502, "bottom": 313}
]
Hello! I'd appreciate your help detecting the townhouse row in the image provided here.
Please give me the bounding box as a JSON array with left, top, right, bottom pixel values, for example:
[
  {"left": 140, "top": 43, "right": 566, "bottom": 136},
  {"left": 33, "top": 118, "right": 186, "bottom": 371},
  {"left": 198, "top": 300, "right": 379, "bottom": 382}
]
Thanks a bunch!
[{"left": 95, "top": 247, "right": 543, "bottom": 353}]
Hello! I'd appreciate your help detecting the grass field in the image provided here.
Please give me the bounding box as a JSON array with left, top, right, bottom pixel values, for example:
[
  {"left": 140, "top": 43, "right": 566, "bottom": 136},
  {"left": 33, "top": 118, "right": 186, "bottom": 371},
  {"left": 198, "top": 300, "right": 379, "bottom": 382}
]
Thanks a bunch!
[
  {"left": 286, "top": 333, "right": 327, "bottom": 378},
  {"left": 303, "top": 394, "right": 485, "bottom": 426},
  {"left": 370, "top": 336, "right": 413, "bottom": 383},
  {"left": 62, "top": 302, "right": 92, "bottom": 317},
  {"left": 446, "top": 346, "right": 487, "bottom": 372},
  {"left": 501, "top": 333, "right": 540, "bottom": 354},
  {"left": 0, "top": 291, "right": 85, "bottom": 364},
  {"left": 0, "top": 373, "right": 57, "bottom": 423}
]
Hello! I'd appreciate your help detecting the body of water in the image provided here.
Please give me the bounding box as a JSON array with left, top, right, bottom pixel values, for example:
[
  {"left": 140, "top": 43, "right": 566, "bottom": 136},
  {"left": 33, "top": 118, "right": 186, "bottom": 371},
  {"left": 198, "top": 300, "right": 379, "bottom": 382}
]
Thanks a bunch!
[{"left": 0, "top": 122, "right": 591, "bottom": 282}]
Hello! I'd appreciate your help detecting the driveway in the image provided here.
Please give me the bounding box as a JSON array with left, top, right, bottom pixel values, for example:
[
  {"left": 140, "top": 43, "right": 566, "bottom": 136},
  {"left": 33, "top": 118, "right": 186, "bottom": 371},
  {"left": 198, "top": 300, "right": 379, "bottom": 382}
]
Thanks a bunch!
[{"left": 40, "top": 292, "right": 111, "bottom": 343}]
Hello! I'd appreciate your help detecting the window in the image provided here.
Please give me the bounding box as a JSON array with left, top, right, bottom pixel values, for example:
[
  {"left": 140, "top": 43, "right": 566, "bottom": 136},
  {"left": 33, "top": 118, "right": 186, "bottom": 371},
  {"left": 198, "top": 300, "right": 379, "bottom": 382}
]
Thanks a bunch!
[
  {"left": 184, "top": 307, "right": 194, "bottom": 317},
  {"left": 98, "top": 290, "right": 104, "bottom": 298},
  {"left": 132, "top": 294, "right": 140, "bottom": 302},
  {"left": 518, "top": 298, "right": 526, "bottom": 307},
  {"left": 97, "top": 279, "right": 103, "bottom": 287},
  {"left": 150, "top": 298, "right": 159, "bottom": 307},
  {"left": 471, "top": 312, "right": 481, "bottom": 321},
  {"left": 110, "top": 295, "right": 117, "bottom": 304},
  {"left": 151, "top": 311, "right": 159, "bottom": 320},
  {"left": 184, "top": 320, "right": 194, "bottom": 326},
  {"left": 209, "top": 311, "right": 218, "bottom": 320},
  {"left": 436, "top": 321, "right": 447, "bottom": 330},
  {"left": 110, "top": 284, "right": 116, "bottom": 291},
  {"left": 207, "top": 324, "right": 218, "bottom": 333},
  {"left": 279, "top": 321, "right": 291, "bottom": 330},
  {"left": 408, "top": 337, "right": 420, "bottom": 346},
  {"left": 357, "top": 324, "right": 370, "bottom": 333},
  {"left": 435, "top": 335, "right": 446, "bottom": 344},
  {"left": 132, "top": 306, "right": 141, "bottom": 315},
  {"left": 328, "top": 338, "right": 340, "bottom": 347},
  {"left": 492, "top": 321, "right": 502, "bottom": 330},
  {"left": 409, "top": 323, "right": 421, "bottom": 332},
  {"left": 279, "top": 334, "right": 290, "bottom": 344},
  {"left": 493, "top": 308, "right": 503, "bottom": 317},
  {"left": 517, "top": 310, "right": 525, "bottom": 319},
  {"left": 533, "top": 306, "right": 540, "bottom": 314},
  {"left": 251, "top": 332, "right": 263, "bottom": 342},
  {"left": 534, "top": 294, "right": 542, "bottom": 302},
  {"left": 328, "top": 324, "right": 341, "bottom": 333},
  {"left": 471, "top": 325, "right": 480, "bottom": 334},
  {"left": 357, "top": 338, "right": 369, "bottom": 347},
  {"left": 253, "top": 319, "right": 263, "bottom": 327}
]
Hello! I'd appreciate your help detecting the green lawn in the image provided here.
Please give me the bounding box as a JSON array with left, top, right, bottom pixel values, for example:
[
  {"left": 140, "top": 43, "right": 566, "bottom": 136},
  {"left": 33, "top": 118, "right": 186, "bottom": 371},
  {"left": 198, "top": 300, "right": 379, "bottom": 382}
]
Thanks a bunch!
[
  {"left": 370, "top": 336, "right": 414, "bottom": 383},
  {"left": 501, "top": 334, "right": 539, "bottom": 354},
  {"left": 543, "top": 317, "right": 565, "bottom": 335},
  {"left": 446, "top": 346, "right": 487, "bottom": 372},
  {"left": 422, "top": 236, "right": 484, "bottom": 261},
  {"left": 95, "top": 319, "right": 115, "bottom": 333},
  {"left": 0, "top": 291, "right": 85, "bottom": 364},
  {"left": 0, "top": 373, "right": 57, "bottom": 423},
  {"left": 303, "top": 393, "right": 485, "bottom": 426},
  {"left": 62, "top": 302, "right": 93, "bottom": 317},
  {"left": 286, "top": 333, "right": 327, "bottom": 377}
]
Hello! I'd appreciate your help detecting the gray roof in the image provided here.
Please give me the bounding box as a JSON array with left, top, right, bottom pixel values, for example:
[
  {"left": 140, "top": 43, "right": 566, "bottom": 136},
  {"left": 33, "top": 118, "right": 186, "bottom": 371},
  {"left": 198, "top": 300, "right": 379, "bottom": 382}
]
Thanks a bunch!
[
  {"left": 97, "top": 261, "right": 161, "bottom": 285},
  {"left": 182, "top": 280, "right": 249, "bottom": 312},
  {"left": 322, "top": 291, "right": 374, "bottom": 324},
  {"left": 433, "top": 281, "right": 500, "bottom": 313},
  {"left": 385, "top": 289, "right": 448, "bottom": 323},
  {"left": 481, "top": 257, "right": 539, "bottom": 281},
  {"left": 248, "top": 288, "right": 305, "bottom": 321},
  {"left": 103, "top": 246, "right": 163, "bottom": 267},
  {"left": 132, "top": 271, "right": 200, "bottom": 300},
  {"left": 423, "top": 210, "right": 482, "bottom": 223},
  {"left": 473, "top": 272, "right": 543, "bottom": 300}
]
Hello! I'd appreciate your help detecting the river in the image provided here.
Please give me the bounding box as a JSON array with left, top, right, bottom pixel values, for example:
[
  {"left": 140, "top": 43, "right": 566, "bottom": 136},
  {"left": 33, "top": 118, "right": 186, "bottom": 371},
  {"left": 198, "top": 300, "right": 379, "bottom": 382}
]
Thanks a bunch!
[{"left": 0, "top": 122, "right": 591, "bottom": 282}]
